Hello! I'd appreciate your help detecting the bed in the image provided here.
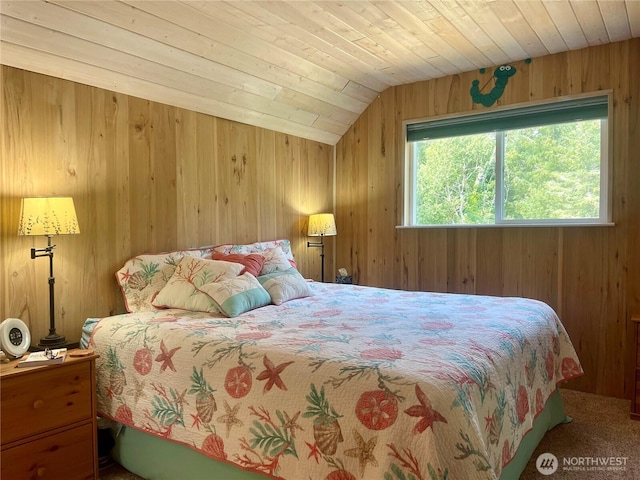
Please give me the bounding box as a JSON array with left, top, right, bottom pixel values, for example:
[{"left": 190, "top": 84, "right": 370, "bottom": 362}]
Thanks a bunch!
[{"left": 82, "top": 240, "right": 583, "bottom": 480}]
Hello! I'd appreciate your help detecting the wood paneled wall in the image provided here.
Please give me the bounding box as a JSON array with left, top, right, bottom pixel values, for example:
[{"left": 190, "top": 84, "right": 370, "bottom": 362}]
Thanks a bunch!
[
  {"left": 2, "top": 40, "right": 638, "bottom": 400},
  {"left": 335, "top": 39, "right": 640, "bottom": 400},
  {"left": 0, "top": 66, "right": 334, "bottom": 344}
]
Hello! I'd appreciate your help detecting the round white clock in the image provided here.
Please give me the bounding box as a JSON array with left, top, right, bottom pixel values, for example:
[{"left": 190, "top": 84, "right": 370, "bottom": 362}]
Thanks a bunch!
[{"left": 0, "top": 318, "right": 31, "bottom": 359}]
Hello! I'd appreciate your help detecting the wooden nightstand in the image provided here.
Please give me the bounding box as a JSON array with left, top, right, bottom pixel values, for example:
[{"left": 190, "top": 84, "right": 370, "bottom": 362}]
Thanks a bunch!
[
  {"left": 0, "top": 351, "right": 99, "bottom": 479},
  {"left": 632, "top": 314, "right": 640, "bottom": 421}
]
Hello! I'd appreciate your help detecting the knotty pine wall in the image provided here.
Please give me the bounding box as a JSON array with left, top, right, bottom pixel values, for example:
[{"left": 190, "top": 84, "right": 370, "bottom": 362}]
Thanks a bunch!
[
  {"left": 0, "top": 66, "right": 333, "bottom": 345},
  {"left": 335, "top": 39, "right": 640, "bottom": 400}
]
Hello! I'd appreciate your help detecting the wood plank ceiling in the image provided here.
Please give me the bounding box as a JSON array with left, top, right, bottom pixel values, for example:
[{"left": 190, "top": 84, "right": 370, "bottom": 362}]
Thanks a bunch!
[{"left": 1, "top": 1, "right": 638, "bottom": 145}]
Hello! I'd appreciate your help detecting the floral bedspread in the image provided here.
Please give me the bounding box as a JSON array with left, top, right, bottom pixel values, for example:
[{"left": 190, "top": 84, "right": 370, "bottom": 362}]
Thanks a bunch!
[{"left": 86, "top": 283, "right": 583, "bottom": 480}]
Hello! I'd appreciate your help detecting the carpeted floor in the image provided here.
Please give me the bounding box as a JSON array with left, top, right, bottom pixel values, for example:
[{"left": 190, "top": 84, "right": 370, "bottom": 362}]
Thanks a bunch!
[
  {"left": 100, "top": 463, "right": 143, "bottom": 480},
  {"left": 520, "top": 388, "right": 640, "bottom": 480},
  {"left": 99, "top": 388, "right": 640, "bottom": 480}
]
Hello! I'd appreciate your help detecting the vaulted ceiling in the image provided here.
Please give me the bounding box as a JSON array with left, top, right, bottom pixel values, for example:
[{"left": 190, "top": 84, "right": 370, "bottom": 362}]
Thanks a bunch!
[{"left": 1, "top": 1, "right": 638, "bottom": 145}]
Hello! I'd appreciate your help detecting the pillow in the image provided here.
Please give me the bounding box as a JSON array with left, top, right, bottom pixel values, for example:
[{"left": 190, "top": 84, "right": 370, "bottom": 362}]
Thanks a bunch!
[
  {"left": 152, "top": 257, "right": 244, "bottom": 313},
  {"left": 213, "top": 239, "right": 297, "bottom": 268},
  {"left": 258, "top": 268, "right": 313, "bottom": 305},
  {"left": 259, "top": 246, "right": 293, "bottom": 275},
  {"left": 211, "top": 252, "right": 265, "bottom": 277},
  {"left": 116, "top": 246, "right": 216, "bottom": 312},
  {"left": 200, "top": 273, "right": 271, "bottom": 317}
]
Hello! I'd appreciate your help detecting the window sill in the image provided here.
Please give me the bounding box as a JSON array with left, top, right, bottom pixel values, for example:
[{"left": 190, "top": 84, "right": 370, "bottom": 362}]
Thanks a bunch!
[{"left": 396, "top": 222, "right": 615, "bottom": 229}]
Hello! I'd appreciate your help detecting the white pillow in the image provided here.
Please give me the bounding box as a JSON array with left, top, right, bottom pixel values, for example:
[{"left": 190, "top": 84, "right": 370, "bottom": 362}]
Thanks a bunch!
[
  {"left": 152, "top": 256, "right": 243, "bottom": 313},
  {"left": 115, "top": 246, "right": 216, "bottom": 312},
  {"left": 258, "top": 268, "right": 312, "bottom": 305},
  {"left": 200, "top": 272, "right": 271, "bottom": 317},
  {"left": 260, "top": 246, "right": 293, "bottom": 275}
]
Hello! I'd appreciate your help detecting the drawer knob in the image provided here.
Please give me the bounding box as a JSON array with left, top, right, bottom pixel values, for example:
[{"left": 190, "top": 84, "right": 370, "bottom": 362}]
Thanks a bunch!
[
  {"left": 33, "top": 399, "right": 45, "bottom": 409},
  {"left": 37, "top": 466, "right": 46, "bottom": 477}
]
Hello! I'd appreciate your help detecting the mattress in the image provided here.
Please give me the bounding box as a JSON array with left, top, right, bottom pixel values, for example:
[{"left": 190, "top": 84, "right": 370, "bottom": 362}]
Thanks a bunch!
[{"left": 83, "top": 282, "right": 582, "bottom": 479}]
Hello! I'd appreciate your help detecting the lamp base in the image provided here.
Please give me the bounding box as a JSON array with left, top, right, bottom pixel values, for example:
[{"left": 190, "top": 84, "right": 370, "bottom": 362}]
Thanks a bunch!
[{"left": 38, "top": 333, "right": 67, "bottom": 349}]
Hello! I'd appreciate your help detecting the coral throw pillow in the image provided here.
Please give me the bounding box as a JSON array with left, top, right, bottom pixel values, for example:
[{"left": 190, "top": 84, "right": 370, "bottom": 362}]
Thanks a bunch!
[{"left": 211, "top": 252, "right": 265, "bottom": 277}]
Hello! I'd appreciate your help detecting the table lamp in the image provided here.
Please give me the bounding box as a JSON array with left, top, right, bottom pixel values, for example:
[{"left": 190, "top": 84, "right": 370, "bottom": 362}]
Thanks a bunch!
[
  {"left": 307, "top": 213, "right": 337, "bottom": 283},
  {"left": 17, "top": 196, "right": 80, "bottom": 348}
]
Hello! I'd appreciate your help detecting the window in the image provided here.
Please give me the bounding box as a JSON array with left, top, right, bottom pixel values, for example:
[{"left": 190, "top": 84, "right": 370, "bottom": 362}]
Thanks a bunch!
[{"left": 404, "top": 95, "right": 610, "bottom": 226}]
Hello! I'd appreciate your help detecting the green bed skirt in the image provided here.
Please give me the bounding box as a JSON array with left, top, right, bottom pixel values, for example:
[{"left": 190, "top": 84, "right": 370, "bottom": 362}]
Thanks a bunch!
[
  {"left": 112, "top": 389, "right": 568, "bottom": 480},
  {"left": 502, "top": 388, "right": 568, "bottom": 479}
]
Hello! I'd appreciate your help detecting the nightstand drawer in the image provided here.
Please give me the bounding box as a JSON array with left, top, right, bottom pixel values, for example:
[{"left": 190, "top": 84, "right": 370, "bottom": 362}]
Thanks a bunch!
[
  {"left": 0, "top": 361, "right": 93, "bottom": 444},
  {"left": 1, "top": 423, "right": 95, "bottom": 480}
]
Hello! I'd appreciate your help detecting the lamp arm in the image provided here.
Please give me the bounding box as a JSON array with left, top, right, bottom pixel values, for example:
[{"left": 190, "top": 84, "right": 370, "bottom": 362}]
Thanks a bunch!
[{"left": 30, "top": 242, "right": 56, "bottom": 259}]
